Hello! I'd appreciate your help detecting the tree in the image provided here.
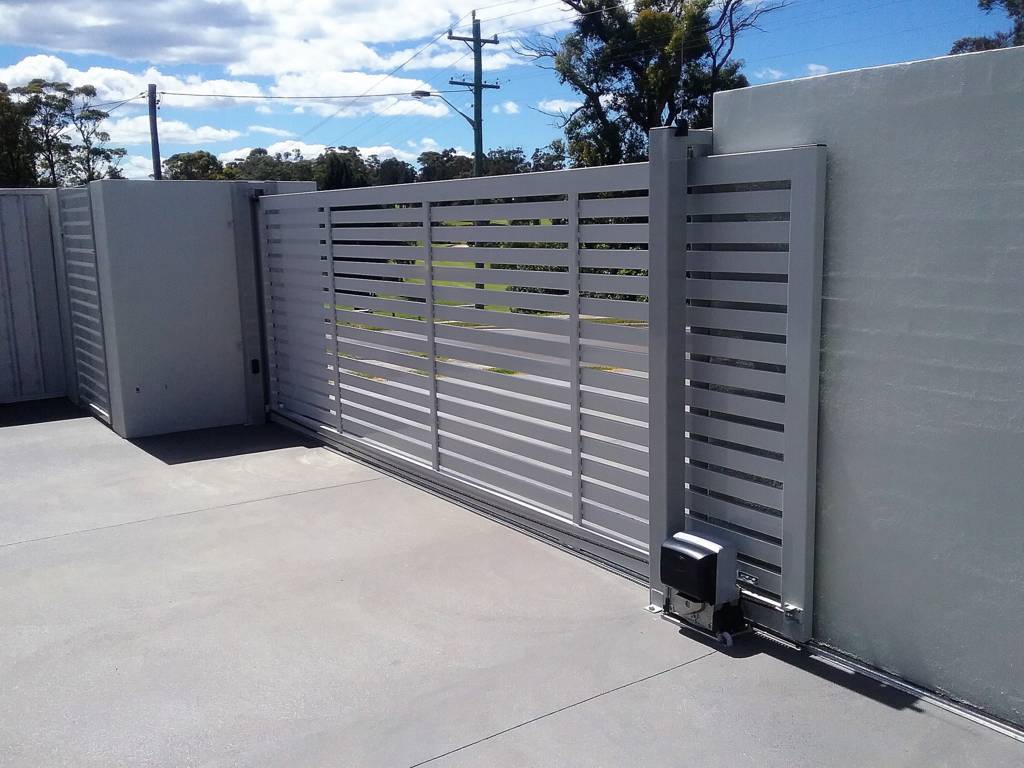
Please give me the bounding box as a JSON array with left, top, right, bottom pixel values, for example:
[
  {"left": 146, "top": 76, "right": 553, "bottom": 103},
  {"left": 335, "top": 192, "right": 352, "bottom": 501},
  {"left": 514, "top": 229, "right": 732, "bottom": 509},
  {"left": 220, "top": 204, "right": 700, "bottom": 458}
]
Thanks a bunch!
[
  {"left": 223, "top": 148, "right": 316, "bottom": 182},
  {"left": 13, "top": 79, "right": 73, "bottom": 186},
  {"left": 530, "top": 140, "right": 567, "bottom": 172},
  {"left": 0, "top": 83, "right": 37, "bottom": 187},
  {"left": 317, "top": 147, "right": 371, "bottom": 190},
  {"left": 483, "top": 147, "right": 531, "bottom": 176},
  {"left": 523, "top": 0, "right": 784, "bottom": 166},
  {"left": 65, "top": 85, "right": 125, "bottom": 184},
  {"left": 373, "top": 156, "right": 417, "bottom": 186},
  {"left": 417, "top": 148, "right": 474, "bottom": 181},
  {"left": 951, "top": 1, "right": 1024, "bottom": 53},
  {"left": 164, "top": 150, "right": 225, "bottom": 180}
]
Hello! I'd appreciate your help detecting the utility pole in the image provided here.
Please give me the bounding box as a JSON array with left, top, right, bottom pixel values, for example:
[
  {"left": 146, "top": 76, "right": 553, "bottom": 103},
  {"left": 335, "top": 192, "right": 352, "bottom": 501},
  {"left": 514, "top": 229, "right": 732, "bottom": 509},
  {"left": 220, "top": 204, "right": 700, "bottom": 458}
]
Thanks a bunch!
[
  {"left": 448, "top": 11, "right": 499, "bottom": 177},
  {"left": 148, "top": 84, "right": 162, "bottom": 180}
]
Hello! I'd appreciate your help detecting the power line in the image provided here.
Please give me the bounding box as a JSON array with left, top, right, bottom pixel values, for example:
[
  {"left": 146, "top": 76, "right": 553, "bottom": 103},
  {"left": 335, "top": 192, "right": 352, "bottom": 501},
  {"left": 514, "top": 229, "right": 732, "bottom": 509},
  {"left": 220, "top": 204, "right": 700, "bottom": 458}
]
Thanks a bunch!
[
  {"left": 295, "top": 9, "right": 478, "bottom": 141},
  {"left": 158, "top": 88, "right": 468, "bottom": 100}
]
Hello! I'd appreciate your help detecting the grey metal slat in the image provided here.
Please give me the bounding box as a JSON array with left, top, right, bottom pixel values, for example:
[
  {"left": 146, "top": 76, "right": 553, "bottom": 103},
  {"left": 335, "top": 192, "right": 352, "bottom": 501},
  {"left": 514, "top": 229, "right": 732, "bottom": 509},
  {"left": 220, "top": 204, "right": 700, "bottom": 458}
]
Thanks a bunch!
[
  {"left": 686, "top": 278, "right": 788, "bottom": 305},
  {"left": 581, "top": 501, "right": 648, "bottom": 546},
  {"left": 685, "top": 465, "right": 783, "bottom": 511},
  {"left": 578, "top": 196, "right": 649, "bottom": 218},
  {"left": 687, "top": 189, "right": 791, "bottom": 215},
  {"left": 431, "top": 201, "right": 569, "bottom": 221},
  {"left": 685, "top": 438, "right": 784, "bottom": 484},
  {"left": 686, "top": 250, "right": 790, "bottom": 274},
  {"left": 685, "top": 488, "right": 783, "bottom": 539},
  {"left": 687, "top": 516, "right": 782, "bottom": 568},
  {"left": 685, "top": 412, "right": 785, "bottom": 454},
  {"left": 433, "top": 265, "right": 571, "bottom": 290},
  {"left": 686, "top": 305, "right": 788, "bottom": 335},
  {"left": 581, "top": 456, "right": 648, "bottom": 497},
  {"left": 686, "top": 332, "right": 787, "bottom": 366},
  {"left": 437, "top": 415, "right": 573, "bottom": 470},
  {"left": 579, "top": 248, "right": 649, "bottom": 269},
  {"left": 432, "top": 224, "right": 569, "bottom": 243},
  {"left": 578, "top": 223, "right": 648, "bottom": 244}
]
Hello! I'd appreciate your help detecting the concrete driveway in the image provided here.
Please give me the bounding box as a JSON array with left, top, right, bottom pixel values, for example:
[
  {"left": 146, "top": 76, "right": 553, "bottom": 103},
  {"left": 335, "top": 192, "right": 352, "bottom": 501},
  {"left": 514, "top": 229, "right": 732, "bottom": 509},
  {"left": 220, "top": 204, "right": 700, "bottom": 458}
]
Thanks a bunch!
[{"left": 1, "top": 400, "right": 1020, "bottom": 767}]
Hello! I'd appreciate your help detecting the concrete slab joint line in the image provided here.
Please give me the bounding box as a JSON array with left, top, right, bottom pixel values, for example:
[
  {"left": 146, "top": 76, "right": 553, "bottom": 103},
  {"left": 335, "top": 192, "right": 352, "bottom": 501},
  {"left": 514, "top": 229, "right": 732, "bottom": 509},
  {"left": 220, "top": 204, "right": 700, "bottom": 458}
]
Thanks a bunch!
[
  {"left": 0, "top": 475, "right": 387, "bottom": 549},
  {"left": 407, "top": 651, "right": 719, "bottom": 767}
]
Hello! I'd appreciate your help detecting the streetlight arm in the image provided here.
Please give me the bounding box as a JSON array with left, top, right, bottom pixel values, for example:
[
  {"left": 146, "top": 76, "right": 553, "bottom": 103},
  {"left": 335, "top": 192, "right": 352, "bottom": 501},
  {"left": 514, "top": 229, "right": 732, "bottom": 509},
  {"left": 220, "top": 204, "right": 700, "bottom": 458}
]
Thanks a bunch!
[{"left": 411, "top": 90, "right": 475, "bottom": 128}]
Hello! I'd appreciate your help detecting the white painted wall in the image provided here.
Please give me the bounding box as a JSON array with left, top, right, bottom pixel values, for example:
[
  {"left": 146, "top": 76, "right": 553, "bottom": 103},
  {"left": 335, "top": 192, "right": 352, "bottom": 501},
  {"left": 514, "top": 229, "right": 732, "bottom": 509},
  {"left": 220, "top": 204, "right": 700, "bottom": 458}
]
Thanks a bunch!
[
  {"left": 713, "top": 47, "right": 1024, "bottom": 725},
  {"left": 90, "top": 180, "right": 312, "bottom": 438}
]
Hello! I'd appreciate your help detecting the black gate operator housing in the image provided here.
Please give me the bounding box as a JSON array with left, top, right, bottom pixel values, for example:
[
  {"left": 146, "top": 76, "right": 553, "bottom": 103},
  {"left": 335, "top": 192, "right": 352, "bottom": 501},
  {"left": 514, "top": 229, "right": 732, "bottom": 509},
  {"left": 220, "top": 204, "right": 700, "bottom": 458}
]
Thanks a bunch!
[{"left": 661, "top": 531, "right": 742, "bottom": 637}]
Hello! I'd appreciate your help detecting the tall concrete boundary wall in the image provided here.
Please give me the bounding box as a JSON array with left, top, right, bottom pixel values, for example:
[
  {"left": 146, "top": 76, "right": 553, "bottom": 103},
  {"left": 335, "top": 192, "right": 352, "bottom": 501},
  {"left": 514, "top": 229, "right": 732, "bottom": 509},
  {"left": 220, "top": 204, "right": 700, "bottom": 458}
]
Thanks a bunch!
[{"left": 713, "top": 47, "right": 1024, "bottom": 725}]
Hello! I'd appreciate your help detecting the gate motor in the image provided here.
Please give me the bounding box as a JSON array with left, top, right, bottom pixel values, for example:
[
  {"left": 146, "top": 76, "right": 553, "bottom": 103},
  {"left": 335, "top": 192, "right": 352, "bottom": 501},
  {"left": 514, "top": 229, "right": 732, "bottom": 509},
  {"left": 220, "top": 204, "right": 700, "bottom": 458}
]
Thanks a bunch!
[{"left": 661, "top": 532, "right": 744, "bottom": 643}]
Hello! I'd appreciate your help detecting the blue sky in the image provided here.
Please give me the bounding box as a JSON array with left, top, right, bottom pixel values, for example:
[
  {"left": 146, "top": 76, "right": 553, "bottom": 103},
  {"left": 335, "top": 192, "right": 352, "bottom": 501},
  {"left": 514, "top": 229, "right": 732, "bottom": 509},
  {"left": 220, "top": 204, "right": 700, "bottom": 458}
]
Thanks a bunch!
[{"left": 0, "top": 0, "right": 1007, "bottom": 176}]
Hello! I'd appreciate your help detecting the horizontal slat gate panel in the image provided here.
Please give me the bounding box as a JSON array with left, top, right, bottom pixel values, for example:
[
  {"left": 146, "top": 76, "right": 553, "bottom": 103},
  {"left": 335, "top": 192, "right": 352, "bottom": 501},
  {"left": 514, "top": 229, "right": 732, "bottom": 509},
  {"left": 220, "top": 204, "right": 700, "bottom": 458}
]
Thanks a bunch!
[
  {"left": 259, "top": 162, "right": 655, "bottom": 574},
  {"left": 676, "top": 144, "right": 825, "bottom": 642}
]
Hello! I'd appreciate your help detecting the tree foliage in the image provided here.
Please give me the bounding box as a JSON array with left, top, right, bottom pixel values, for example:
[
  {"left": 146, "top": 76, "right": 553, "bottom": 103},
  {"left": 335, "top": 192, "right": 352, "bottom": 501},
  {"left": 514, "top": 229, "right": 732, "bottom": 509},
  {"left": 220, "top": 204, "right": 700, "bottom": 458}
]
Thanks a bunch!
[
  {"left": 0, "top": 84, "right": 37, "bottom": 187},
  {"left": 523, "top": 0, "right": 784, "bottom": 166},
  {"left": 4, "top": 79, "right": 125, "bottom": 185},
  {"left": 162, "top": 141, "right": 567, "bottom": 187},
  {"left": 951, "top": 0, "right": 1024, "bottom": 53},
  {"left": 164, "top": 150, "right": 224, "bottom": 180}
]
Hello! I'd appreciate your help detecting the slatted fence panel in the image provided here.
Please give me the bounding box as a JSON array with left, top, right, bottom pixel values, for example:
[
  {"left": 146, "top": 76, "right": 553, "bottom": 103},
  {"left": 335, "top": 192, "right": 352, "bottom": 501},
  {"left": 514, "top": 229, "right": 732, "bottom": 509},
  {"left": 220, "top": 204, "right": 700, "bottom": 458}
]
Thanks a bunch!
[
  {"left": 260, "top": 165, "right": 650, "bottom": 570},
  {"left": 58, "top": 187, "right": 110, "bottom": 421}
]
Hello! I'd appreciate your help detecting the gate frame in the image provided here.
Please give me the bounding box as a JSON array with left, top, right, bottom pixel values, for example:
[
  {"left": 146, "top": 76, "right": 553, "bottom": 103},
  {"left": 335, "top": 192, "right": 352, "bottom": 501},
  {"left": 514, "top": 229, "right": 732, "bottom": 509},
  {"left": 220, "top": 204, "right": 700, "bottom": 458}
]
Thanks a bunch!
[{"left": 646, "top": 126, "right": 827, "bottom": 642}]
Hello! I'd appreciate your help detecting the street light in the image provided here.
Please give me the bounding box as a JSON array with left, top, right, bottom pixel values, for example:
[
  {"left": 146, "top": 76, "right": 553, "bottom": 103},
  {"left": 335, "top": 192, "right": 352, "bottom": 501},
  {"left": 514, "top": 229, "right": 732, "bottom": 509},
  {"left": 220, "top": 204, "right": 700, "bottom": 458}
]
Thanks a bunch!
[{"left": 411, "top": 90, "right": 475, "bottom": 129}]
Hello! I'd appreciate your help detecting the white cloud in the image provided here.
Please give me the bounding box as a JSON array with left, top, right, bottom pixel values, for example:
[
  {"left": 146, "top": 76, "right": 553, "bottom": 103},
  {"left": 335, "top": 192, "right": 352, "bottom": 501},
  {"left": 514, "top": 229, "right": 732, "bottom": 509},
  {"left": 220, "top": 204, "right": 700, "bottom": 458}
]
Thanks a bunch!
[
  {"left": 0, "top": 54, "right": 453, "bottom": 121},
  {"left": 248, "top": 125, "right": 295, "bottom": 138},
  {"left": 755, "top": 67, "right": 786, "bottom": 82},
  {"left": 119, "top": 154, "right": 155, "bottom": 180},
  {"left": 806, "top": 63, "right": 830, "bottom": 76},
  {"left": 537, "top": 98, "right": 582, "bottom": 114},
  {"left": 0, "top": 54, "right": 262, "bottom": 108},
  {"left": 0, "top": 1, "right": 557, "bottom": 76},
  {"left": 491, "top": 101, "right": 520, "bottom": 115},
  {"left": 217, "top": 141, "right": 328, "bottom": 163},
  {"left": 106, "top": 116, "right": 241, "bottom": 146}
]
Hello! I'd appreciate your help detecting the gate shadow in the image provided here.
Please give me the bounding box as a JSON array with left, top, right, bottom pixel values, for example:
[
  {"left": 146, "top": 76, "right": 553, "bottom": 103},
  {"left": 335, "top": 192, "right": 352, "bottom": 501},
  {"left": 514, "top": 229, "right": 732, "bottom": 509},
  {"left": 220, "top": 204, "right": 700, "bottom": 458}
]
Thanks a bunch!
[
  {"left": 673, "top": 623, "right": 925, "bottom": 713},
  {"left": 131, "top": 423, "right": 320, "bottom": 465},
  {"left": 0, "top": 398, "right": 89, "bottom": 428}
]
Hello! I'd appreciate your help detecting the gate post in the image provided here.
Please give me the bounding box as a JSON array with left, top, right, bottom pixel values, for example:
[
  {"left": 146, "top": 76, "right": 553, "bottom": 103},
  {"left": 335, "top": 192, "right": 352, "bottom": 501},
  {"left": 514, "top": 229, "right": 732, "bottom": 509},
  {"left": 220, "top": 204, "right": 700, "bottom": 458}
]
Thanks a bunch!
[{"left": 646, "top": 126, "right": 711, "bottom": 608}]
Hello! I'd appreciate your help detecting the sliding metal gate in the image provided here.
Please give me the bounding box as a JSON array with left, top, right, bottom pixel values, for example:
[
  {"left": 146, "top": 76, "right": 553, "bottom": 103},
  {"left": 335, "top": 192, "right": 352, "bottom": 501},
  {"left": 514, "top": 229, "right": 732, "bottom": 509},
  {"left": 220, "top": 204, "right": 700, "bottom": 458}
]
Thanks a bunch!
[
  {"left": 258, "top": 135, "right": 826, "bottom": 642},
  {"left": 259, "top": 165, "right": 652, "bottom": 575}
]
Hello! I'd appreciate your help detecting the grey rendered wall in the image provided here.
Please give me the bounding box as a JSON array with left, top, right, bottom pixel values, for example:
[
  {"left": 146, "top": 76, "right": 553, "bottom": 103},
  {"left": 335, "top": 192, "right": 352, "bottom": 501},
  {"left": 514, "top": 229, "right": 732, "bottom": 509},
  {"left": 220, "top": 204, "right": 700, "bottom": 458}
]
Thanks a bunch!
[
  {"left": 712, "top": 47, "right": 1024, "bottom": 725},
  {"left": 90, "top": 180, "right": 311, "bottom": 438}
]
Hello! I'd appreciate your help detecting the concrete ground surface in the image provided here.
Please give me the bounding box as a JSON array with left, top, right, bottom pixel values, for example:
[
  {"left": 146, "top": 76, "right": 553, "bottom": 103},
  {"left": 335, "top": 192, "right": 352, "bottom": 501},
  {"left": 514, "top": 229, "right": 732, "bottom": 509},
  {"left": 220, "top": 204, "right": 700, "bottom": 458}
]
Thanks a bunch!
[{"left": 1, "top": 400, "right": 1020, "bottom": 767}]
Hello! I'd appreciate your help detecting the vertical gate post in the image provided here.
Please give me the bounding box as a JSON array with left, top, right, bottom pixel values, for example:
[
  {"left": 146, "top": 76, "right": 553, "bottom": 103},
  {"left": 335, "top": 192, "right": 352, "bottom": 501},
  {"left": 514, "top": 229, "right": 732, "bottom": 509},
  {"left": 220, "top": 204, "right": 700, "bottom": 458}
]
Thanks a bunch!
[
  {"left": 779, "top": 145, "right": 827, "bottom": 641},
  {"left": 647, "top": 126, "right": 711, "bottom": 607},
  {"left": 324, "top": 204, "right": 342, "bottom": 435},
  {"left": 568, "top": 191, "right": 583, "bottom": 524},
  {"left": 423, "top": 200, "right": 440, "bottom": 471}
]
